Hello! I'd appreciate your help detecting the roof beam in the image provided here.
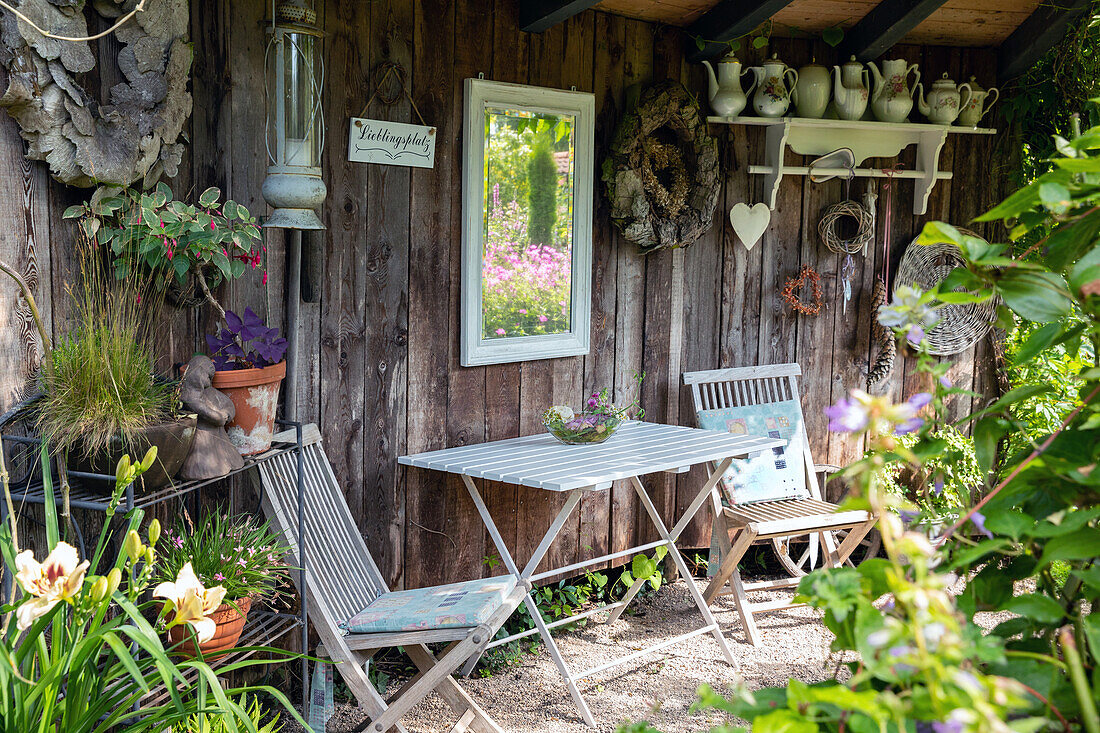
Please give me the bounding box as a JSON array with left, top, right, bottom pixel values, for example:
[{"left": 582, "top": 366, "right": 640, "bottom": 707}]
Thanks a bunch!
[
  {"left": 998, "top": 0, "right": 1091, "bottom": 81},
  {"left": 842, "top": 0, "right": 951, "bottom": 61},
  {"left": 685, "top": 0, "right": 799, "bottom": 62},
  {"left": 519, "top": 0, "right": 602, "bottom": 32}
]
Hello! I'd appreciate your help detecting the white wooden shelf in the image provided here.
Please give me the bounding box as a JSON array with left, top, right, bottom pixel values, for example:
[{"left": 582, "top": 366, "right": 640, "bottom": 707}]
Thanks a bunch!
[{"left": 707, "top": 116, "right": 996, "bottom": 215}]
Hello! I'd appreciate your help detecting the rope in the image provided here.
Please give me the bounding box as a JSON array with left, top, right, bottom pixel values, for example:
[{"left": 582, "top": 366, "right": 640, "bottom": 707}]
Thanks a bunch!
[{"left": 358, "top": 61, "right": 428, "bottom": 126}]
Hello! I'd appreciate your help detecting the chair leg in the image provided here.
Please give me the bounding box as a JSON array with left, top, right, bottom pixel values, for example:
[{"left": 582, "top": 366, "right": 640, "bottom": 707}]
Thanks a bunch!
[
  {"left": 326, "top": 646, "right": 408, "bottom": 733},
  {"left": 405, "top": 644, "right": 503, "bottom": 733},
  {"left": 833, "top": 519, "right": 877, "bottom": 566},
  {"left": 703, "top": 526, "right": 756, "bottom": 604},
  {"left": 728, "top": 564, "right": 762, "bottom": 646}
]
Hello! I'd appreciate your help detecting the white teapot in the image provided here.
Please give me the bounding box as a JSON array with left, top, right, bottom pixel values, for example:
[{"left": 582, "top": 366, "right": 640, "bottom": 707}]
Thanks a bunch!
[
  {"left": 917, "top": 73, "right": 972, "bottom": 125},
  {"left": 955, "top": 76, "right": 999, "bottom": 127},
  {"left": 702, "top": 52, "right": 757, "bottom": 118},
  {"left": 752, "top": 54, "right": 798, "bottom": 118},
  {"left": 867, "top": 58, "right": 920, "bottom": 123},
  {"left": 793, "top": 58, "right": 830, "bottom": 118},
  {"left": 832, "top": 56, "right": 870, "bottom": 121}
]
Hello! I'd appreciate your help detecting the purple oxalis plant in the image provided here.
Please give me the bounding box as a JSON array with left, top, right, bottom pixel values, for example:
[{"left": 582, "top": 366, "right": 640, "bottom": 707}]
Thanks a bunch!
[{"left": 206, "top": 307, "right": 288, "bottom": 370}]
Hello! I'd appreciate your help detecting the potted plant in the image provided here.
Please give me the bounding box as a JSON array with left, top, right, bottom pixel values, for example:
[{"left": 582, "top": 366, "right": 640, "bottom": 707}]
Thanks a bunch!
[
  {"left": 205, "top": 307, "right": 289, "bottom": 455},
  {"left": 154, "top": 511, "right": 291, "bottom": 659}
]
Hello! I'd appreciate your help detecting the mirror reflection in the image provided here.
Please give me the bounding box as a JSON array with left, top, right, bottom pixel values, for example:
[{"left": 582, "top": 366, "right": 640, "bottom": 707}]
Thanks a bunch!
[{"left": 481, "top": 107, "right": 575, "bottom": 341}]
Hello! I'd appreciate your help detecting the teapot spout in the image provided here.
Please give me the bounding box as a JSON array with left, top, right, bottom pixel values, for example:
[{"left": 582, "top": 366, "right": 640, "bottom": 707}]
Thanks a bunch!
[
  {"left": 866, "top": 60, "right": 883, "bottom": 101},
  {"left": 701, "top": 60, "right": 718, "bottom": 103},
  {"left": 832, "top": 65, "right": 846, "bottom": 105},
  {"left": 915, "top": 82, "right": 930, "bottom": 116}
]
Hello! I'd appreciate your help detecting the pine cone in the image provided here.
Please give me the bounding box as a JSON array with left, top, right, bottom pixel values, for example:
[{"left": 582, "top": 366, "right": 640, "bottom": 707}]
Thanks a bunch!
[{"left": 867, "top": 277, "right": 895, "bottom": 387}]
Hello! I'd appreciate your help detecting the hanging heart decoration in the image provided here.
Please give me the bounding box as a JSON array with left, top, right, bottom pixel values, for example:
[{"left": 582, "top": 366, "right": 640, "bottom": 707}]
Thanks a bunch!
[{"left": 729, "top": 202, "right": 771, "bottom": 250}]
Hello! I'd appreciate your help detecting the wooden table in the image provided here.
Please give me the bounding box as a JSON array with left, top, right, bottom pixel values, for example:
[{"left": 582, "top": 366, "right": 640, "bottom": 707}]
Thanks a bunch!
[{"left": 398, "top": 420, "right": 784, "bottom": 726}]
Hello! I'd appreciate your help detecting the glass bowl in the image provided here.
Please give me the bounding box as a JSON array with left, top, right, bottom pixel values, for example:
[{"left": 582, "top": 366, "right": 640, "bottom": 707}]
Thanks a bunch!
[{"left": 544, "top": 412, "right": 622, "bottom": 445}]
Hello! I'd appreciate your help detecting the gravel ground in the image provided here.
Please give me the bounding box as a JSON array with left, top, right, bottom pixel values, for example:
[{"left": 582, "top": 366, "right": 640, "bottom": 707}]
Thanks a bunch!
[{"left": 287, "top": 576, "right": 1013, "bottom": 733}]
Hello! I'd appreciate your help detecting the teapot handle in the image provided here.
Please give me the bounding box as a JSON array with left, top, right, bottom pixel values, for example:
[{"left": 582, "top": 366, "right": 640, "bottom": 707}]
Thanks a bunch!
[
  {"left": 907, "top": 63, "right": 920, "bottom": 95},
  {"left": 957, "top": 82, "right": 973, "bottom": 115},
  {"left": 746, "top": 67, "right": 762, "bottom": 97},
  {"left": 980, "top": 87, "right": 1000, "bottom": 121},
  {"left": 785, "top": 67, "right": 799, "bottom": 92}
]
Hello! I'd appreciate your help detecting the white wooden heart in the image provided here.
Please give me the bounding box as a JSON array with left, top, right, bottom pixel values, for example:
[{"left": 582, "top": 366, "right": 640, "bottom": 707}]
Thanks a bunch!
[{"left": 729, "top": 203, "right": 771, "bottom": 250}]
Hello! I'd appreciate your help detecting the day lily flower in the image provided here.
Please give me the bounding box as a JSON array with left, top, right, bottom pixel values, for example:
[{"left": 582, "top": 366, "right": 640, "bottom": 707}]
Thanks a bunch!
[
  {"left": 14, "top": 542, "right": 90, "bottom": 630},
  {"left": 153, "top": 562, "right": 227, "bottom": 643}
]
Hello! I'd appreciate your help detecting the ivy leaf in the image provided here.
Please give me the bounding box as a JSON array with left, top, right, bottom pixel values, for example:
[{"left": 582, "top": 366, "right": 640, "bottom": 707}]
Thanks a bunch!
[
  {"left": 821, "top": 26, "right": 844, "bottom": 47},
  {"left": 751, "top": 35, "right": 768, "bottom": 49},
  {"left": 1004, "top": 593, "right": 1066, "bottom": 625},
  {"left": 695, "top": 36, "right": 705, "bottom": 51}
]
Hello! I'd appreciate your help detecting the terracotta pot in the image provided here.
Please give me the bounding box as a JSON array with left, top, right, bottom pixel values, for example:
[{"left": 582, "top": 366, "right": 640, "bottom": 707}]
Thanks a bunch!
[
  {"left": 211, "top": 361, "right": 286, "bottom": 455},
  {"left": 168, "top": 596, "right": 251, "bottom": 659},
  {"left": 71, "top": 416, "right": 198, "bottom": 491}
]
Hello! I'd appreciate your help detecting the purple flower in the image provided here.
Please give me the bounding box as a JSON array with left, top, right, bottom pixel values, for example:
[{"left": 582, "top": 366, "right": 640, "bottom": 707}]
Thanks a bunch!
[
  {"left": 894, "top": 417, "right": 924, "bottom": 435},
  {"left": 907, "top": 392, "right": 933, "bottom": 410},
  {"left": 970, "top": 510, "right": 993, "bottom": 539},
  {"left": 824, "top": 397, "right": 869, "bottom": 433},
  {"left": 898, "top": 509, "right": 919, "bottom": 525},
  {"left": 214, "top": 573, "right": 225, "bottom": 581},
  {"left": 906, "top": 325, "right": 925, "bottom": 347},
  {"left": 939, "top": 375, "right": 952, "bottom": 390},
  {"left": 933, "top": 474, "right": 944, "bottom": 496}
]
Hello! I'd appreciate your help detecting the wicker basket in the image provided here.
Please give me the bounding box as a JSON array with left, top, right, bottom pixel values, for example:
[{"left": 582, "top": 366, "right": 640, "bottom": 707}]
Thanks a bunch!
[{"left": 894, "top": 230, "right": 999, "bottom": 356}]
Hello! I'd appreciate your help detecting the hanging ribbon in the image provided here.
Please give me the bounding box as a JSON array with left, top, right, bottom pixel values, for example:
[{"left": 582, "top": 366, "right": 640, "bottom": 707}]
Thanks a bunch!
[{"left": 868, "top": 167, "right": 901, "bottom": 387}]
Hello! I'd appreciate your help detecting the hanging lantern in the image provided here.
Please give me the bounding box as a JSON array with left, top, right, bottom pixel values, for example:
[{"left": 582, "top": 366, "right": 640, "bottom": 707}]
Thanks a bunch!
[{"left": 262, "top": 1, "right": 326, "bottom": 230}]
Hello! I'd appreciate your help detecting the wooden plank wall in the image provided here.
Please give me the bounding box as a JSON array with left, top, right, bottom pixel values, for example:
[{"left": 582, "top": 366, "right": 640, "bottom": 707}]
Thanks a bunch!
[{"left": 0, "top": 0, "right": 1008, "bottom": 590}]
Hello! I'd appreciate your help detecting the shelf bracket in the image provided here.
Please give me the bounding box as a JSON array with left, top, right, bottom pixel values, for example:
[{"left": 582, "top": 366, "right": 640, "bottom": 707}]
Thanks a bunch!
[
  {"left": 762, "top": 119, "right": 792, "bottom": 209},
  {"left": 913, "top": 128, "right": 949, "bottom": 215}
]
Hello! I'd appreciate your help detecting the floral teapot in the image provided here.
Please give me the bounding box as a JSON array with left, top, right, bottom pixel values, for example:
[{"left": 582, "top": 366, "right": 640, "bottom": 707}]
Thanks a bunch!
[
  {"left": 832, "top": 56, "right": 870, "bottom": 120},
  {"left": 955, "top": 76, "right": 999, "bottom": 127},
  {"left": 917, "top": 73, "right": 972, "bottom": 125},
  {"left": 701, "top": 52, "right": 757, "bottom": 118},
  {"left": 867, "top": 58, "right": 920, "bottom": 123},
  {"left": 751, "top": 54, "right": 798, "bottom": 118}
]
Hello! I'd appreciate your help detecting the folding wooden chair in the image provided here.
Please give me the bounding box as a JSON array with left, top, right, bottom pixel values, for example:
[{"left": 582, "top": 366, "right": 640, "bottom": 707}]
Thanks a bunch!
[
  {"left": 258, "top": 425, "right": 527, "bottom": 733},
  {"left": 683, "top": 364, "right": 879, "bottom": 646}
]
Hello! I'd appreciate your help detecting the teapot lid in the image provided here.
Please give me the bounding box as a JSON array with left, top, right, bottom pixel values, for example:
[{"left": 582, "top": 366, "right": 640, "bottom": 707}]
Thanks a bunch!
[
  {"left": 765, "top": 52, "right": 786, "bottom": 66},
  {"left": 931, "top": 71, "right": 956, "bottom": 88},
  {"left": 842, "top": 55, "right": 862, "bottom": 68},
  {"left": 719, "top": 50, "right": 741, "bottom": 63},
  {"left": 967, "top": 75, "right": 985, "bottom": 93}
]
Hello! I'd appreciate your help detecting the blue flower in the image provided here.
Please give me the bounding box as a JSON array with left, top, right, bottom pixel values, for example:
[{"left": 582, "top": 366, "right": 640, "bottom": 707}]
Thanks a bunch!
[
  {"left": 824, "top": 396, "right": 870, "bottom": 433},
  {"left": 970, "top": 510, "right": 993, "bottom": 539}
]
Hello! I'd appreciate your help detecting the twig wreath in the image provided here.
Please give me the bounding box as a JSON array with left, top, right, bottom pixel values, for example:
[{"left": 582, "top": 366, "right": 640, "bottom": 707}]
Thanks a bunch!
[
  {"left": 782, "top": 264, "right": 824, "bottom": 315},
  {"left": 603, "top": 81, "right": 720, "bottom": 253},
  {"left": 819, "top": 199, "right": 875, "bottom": 256}
]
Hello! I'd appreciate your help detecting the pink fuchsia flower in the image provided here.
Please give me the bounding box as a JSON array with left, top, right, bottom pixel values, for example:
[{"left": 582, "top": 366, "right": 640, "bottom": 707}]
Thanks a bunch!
[
  {"left": 495, "top": 328, "right": 506, "bottom": 336},
  {"left": 210, "top": 220, "right": 216, "bottom": 231},
  {"left": 262, "top": 271, "right": 268, "bottom": 285},
  {"left": 538, "top": 315, "right": 548, "bottom": 323}
]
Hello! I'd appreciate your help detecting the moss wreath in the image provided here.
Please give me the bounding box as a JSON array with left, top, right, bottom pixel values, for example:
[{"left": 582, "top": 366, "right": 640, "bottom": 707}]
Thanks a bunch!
[{"left": 602, "top": 81, "right": 720, "bottom": 253}]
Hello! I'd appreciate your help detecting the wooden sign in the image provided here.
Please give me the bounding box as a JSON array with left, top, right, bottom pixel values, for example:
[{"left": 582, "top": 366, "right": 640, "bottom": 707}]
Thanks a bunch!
[{"left": 347, "top": 117, "right": 436, "bottom": 168}]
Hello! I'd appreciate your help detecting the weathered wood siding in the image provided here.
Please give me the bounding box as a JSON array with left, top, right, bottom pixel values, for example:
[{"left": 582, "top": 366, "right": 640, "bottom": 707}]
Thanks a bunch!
[{"left": 0, "top": 0, "right": 1008, "bottom": 589}]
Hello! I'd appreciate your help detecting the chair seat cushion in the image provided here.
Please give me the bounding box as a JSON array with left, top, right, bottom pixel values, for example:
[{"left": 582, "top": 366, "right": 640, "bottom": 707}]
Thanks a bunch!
[
  {"left": 341, "top": 575, "right": 518, "bottom": 635},
  {"left": 696, "top": 399, "right": 810, "bottom": 504}
]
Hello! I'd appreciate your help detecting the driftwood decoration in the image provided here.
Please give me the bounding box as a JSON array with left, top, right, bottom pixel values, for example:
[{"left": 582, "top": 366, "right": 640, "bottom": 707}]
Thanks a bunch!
[
  {"left": 603, "top": 81, "right": 720, "bottom": 253},
  {"left": 0, "top": 0, "right": 192, "bottom": 188}
]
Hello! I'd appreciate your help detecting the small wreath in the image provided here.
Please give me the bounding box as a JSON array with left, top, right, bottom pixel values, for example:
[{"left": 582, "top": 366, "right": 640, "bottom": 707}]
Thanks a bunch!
[
  {"left": 603, "top": 81, "right": 720, "bottom": 253},
  {"left": 819, "top": 200, "right": 875, "bottom": 256},
  {"left": 782, "top": 265, "right": 824, "bottom": 315}
]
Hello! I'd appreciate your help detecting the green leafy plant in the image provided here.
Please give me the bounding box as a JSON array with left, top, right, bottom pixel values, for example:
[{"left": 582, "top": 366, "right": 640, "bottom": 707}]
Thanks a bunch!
[
  {"left": 172, "top": 694, "right": 282, "bottom": 733},
  {"left": 0, "top": 450, "right": 306, "bottom": 732},
  {"left": 63, "top": 183, "right": 264, "bottom": 318},
  {"left": 876, "top": 423, "right": 981, "bottom": 520},
  {"left": 155, "top": 512, "right": 292, "bottom": 606}
]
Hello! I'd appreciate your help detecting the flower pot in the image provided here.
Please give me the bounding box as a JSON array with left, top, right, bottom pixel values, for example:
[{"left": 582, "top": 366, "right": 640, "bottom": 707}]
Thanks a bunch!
[
  {"left": 71, "top": 416, "right": 198, "bottom": 491},
  {"left": 168, "top": 596, "right": 251, "bottom": 659},
  {"left": 211, "top": 361, "right": 286, "bottom": 455}
]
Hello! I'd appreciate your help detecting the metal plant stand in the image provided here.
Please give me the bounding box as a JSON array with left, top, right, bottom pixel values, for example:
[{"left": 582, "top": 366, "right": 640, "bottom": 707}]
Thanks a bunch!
[{"left": 0, "top": 413, "right": 310, "bottom": 713}]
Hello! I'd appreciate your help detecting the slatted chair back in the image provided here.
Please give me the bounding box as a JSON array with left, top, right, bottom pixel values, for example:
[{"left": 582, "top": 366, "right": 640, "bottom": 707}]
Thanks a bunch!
[
  {"left": 258, "top": 426, "right": 389, "bottom": 630},
  {"left": 683, "top": 363, "right": 822, "bottom": 502}
]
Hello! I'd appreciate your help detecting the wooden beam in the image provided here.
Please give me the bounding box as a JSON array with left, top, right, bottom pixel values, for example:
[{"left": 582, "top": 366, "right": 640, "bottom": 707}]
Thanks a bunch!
[
  {"left": 685, "top": 0, "right": 798, "bottom": 62},
  {"left": 842, "top": 0, "right": 951, "bottom": 61},
  {"left": 998, "top": 0, "right": 1092, "bottom": 81},
  {"left": 519, "top": 0, "right": 601, "bottom": 32}
]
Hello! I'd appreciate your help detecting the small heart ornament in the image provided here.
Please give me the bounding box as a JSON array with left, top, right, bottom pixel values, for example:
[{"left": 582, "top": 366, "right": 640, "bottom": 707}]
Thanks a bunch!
[{"left": 729, "top": 202, "right": 771, "bottom": 250}]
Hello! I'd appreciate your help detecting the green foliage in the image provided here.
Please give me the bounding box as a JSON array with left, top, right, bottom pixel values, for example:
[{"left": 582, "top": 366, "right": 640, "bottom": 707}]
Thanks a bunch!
[
  {"left": 37, "top": 233, "right": 175, "bottom": 456},
  {"left": 526, "top": 134, "right": 557, "bottom": 247},
  {"left": 154, "top": 512, "right": 292, "bottom": 605},
  {"left": 173, "top": 695, "right": 282, "bottom": 733},
  {"left": 876, "top": 424, "right": 981, "bottom": 519}
]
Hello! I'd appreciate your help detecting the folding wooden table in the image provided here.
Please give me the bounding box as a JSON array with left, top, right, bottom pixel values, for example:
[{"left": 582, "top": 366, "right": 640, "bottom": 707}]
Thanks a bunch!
[{"left": 398, "top": 420, "right": 784, "bottom": 726}]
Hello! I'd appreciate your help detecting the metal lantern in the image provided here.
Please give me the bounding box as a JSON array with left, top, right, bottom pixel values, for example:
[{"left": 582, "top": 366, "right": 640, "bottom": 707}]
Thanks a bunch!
[{"left": 262, "top": 1, "right": 326, "bottom": 230}]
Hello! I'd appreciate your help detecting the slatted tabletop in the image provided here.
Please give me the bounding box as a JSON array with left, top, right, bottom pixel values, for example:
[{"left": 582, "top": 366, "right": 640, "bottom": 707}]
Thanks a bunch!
[{"left": 398, "top": 421, "right": 785, "bottom": 492}]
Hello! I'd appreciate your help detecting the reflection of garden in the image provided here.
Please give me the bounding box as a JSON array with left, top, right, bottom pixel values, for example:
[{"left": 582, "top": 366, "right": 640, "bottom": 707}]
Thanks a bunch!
[{"left": 482, "top": 112, "right": 574, "bottom": 339}]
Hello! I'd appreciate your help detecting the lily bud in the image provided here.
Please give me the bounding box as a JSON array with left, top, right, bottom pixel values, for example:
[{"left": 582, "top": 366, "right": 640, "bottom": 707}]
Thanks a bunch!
[
  {"left": 115, "top": 455, "right": 132, "bottom": 482},
  {"left": 90, "top": 576, "right": 109, "bottom": 602},
  {"left": 124, "top": 529, "right": 143, "bottom": 562},
  {"left": 106, "top": 568, "right": 122, "bottom": 597},
  {"left": 148, "top": 518, "right": 161, "bottom": 547},
  {"left": 140, "top": 446, "right": 158, "bottom": 471}
]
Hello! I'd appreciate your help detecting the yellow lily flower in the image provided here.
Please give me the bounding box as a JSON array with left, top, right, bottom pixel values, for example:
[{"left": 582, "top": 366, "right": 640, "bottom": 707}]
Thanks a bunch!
[
  {"left": 14, "top": 542, "right": 90, "bottom": 630},
  {"left": 153, "top": 562, "right": 227, "bottom": 643}
]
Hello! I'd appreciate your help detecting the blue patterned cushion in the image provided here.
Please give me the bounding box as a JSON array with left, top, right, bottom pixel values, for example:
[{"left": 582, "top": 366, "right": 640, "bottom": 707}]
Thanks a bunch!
[
  {"left": 341, "top": 576, "right": 517, "bottom": 634},
  {"left": 696, "top": 399, "right": 809, "bottom": 505}
]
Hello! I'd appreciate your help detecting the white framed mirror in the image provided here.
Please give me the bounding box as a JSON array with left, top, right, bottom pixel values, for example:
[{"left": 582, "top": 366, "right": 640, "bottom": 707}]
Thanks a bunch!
[{"left": 460, "top": 78, "right": 594, "bottom": 367}]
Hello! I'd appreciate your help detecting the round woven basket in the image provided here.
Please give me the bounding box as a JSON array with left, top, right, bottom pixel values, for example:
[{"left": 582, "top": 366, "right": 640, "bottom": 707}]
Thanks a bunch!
[{"left": 894, "top": 229, "right": 998, "bottom": 356}]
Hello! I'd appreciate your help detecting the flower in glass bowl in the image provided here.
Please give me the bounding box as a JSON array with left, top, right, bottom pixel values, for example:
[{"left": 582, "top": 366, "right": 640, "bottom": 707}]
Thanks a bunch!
[{"left": 542, "top": 387, "right": 642, "bottom": 445}]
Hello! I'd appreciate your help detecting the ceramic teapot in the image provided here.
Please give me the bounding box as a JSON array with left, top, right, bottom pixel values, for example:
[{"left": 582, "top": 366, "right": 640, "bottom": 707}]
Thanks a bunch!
[
  {"left": 793, "top": 59, "right": 830, "bottom": 118},
  {"left": 917, "top": 73, "right": 972, "bottom": 125},
  {"left": 955, "top": 76, "right": 999, "bottom": 127},
  {"left": 702, "top": 52, "right": 757, "bottom": 118},
  {"left": 752, "top": 54, "right": 798, "bottom": 118},
  {"left": 867, "top": 58, "right": 920, "bottom": 123},
  {"left": 832, "top": 56, "right": 870, "bottom": 120}
]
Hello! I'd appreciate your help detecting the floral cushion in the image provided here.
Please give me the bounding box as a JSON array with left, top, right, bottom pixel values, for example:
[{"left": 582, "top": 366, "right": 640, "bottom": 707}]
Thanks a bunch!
[
  {"left": 341, "top": 576, "right": 517, "bottom": 635},
  {"left": 696, "top": 399, "right": 809, "bottom": 505}
]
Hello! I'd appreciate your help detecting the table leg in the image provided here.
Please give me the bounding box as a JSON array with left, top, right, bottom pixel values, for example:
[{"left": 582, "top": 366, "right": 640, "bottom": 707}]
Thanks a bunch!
[{"left": 629, "top": 476, "right": 740, "bottom": 670}]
